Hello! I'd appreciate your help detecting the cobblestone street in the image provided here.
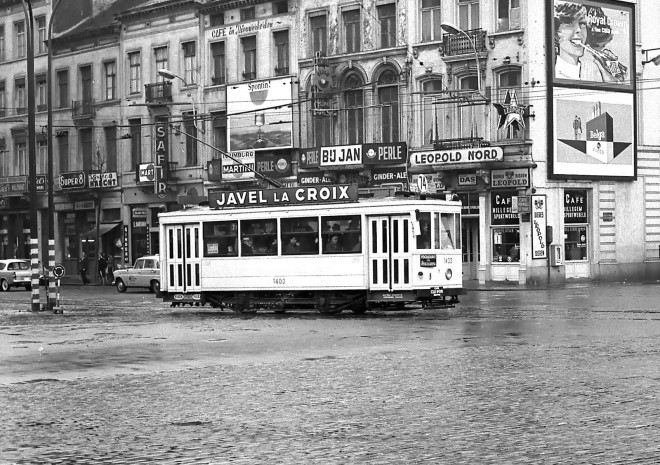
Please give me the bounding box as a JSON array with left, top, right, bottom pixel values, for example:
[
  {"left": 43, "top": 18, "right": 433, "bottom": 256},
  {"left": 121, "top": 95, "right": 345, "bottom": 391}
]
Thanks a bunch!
[{"left": 1, "top": 283, "right": 659, "bottom": 464}]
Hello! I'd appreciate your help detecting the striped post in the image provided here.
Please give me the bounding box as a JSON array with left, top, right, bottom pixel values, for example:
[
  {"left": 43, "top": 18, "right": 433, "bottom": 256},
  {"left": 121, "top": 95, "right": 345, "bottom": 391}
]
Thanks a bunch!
[
  {"left": 47, "top": 239, "right": 56, "bottom": 311},
  {"left": 29, "top": 238, "right": 40, "bottom": 312}
]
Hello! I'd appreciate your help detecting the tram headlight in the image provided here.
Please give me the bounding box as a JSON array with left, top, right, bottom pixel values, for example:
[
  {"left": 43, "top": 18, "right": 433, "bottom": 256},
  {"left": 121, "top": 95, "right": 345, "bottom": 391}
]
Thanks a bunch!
[{"left": 445, "top": 269, "right": 453, "bottom": 280}]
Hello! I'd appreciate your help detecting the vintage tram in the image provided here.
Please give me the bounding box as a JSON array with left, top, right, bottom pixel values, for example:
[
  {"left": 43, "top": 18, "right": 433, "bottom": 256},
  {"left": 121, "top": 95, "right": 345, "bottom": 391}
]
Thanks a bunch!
[{"left": 158, "top": 184, "right": 464, "bottom": 313}]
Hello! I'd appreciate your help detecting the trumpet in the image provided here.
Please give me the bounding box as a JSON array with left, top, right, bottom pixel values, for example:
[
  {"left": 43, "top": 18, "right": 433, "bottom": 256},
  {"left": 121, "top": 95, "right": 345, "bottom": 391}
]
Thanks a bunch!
[{"left": 579, "top": 42, "right": 628, "bottom": 83}]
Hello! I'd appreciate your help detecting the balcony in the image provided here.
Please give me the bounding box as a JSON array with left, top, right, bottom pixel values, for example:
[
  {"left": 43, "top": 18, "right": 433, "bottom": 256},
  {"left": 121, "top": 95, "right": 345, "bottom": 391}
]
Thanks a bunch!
[
  {"left": 145, "top": 82, "right": 173, "bottom": 104},
  {"left": 72, "top": 99, "right": 95, "bottom": 119},
  {"left": 440, "top": 29, "right": 488, "bottom": 57}
]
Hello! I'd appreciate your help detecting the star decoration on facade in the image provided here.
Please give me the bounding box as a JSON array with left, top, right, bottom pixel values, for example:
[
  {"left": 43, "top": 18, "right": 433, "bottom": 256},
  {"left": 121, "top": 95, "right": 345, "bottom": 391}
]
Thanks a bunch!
[{"left": 494, "top": 90, "right": 527, "bottom": 132}]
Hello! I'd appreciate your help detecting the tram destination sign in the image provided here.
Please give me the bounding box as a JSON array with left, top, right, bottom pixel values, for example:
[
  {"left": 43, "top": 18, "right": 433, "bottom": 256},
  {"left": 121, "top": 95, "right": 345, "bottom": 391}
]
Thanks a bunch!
[{"left": 209, "top": 184, "right": 358, "bottom": 209}]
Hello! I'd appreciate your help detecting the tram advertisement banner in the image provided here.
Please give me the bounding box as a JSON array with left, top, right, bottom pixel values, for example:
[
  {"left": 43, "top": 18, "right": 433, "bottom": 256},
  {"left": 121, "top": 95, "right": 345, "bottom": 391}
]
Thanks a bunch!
[
  {"left": 226, "top": 77, "right": 293, "bottom": 152},
  {"left": 209, "top": 184, "right": 358, "bottom": 209}
]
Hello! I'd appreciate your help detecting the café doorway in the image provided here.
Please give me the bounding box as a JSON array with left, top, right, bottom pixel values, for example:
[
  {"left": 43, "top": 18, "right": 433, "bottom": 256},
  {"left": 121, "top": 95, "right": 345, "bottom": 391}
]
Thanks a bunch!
[{"left": 462, "top": 217, "right": 479, "bottom": 280}]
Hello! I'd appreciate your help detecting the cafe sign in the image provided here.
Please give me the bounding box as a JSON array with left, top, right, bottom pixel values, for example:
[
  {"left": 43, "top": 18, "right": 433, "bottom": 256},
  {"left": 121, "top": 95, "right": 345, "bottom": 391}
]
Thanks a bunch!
[{"left": 491, "top": 168, "right": 529, "bottom": 188}]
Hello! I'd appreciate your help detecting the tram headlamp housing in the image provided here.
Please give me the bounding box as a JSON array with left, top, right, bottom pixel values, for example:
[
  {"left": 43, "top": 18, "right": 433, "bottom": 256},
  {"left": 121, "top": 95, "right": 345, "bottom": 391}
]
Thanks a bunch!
[{"left": 445, "top": 269, "right": 453, "bottom": 280}]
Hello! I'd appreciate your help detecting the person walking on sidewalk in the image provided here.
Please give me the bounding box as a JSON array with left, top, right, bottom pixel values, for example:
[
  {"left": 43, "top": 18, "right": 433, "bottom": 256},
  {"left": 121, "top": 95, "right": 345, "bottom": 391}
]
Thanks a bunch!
[
  {"left": 98, "top": 253, "right": 108, "bottom": 285},
  {"left": 79, "top": 252, "right": 91, "bottom": 285}
]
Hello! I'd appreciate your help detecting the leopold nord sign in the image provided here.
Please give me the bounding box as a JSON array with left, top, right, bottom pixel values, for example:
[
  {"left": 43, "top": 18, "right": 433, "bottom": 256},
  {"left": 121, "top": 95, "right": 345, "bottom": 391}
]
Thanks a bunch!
[{"left": 410, "top": 147, "right": 503, "bottom": 166}]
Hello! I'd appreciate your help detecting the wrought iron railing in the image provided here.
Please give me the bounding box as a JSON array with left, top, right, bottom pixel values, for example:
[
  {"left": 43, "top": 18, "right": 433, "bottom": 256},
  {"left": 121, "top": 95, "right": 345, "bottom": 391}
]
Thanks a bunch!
[
  {"left": 145, "top": 82, "right": 173, "bottom": 103},
  {"left": 71, "top": 99, "right": 95, "bottom": 119},
  {"left": 433, "top": 137, "right": 491, "bottom": 151},
  {"left": 441, "top": 29, "right": 488, "bottom": 57}
]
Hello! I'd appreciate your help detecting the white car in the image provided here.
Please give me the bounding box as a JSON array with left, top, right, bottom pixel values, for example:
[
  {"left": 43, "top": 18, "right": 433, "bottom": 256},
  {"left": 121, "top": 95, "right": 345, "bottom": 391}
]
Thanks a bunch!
[
  {"left": 0, "top": 259, "right": 33, "bottom": 291},
  {"left": 113, "top": 255, "right": 160, "bottom": 293}
]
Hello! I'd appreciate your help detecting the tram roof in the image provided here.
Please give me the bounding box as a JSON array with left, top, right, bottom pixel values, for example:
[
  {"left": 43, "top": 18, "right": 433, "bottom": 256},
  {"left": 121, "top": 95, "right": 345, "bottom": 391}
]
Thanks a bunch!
[{"left": 159, "top": 193, "right": 461, "bottom": 222}]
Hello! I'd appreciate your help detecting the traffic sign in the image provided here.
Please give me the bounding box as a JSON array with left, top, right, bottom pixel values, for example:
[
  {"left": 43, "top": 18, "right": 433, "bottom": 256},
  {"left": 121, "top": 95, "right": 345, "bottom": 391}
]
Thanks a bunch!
[
  {"left": 53, "top": 264, "right": 65, "bottom": 278},
  {"left": 416, "top": 174, "right": 428, "bottom": 194}
]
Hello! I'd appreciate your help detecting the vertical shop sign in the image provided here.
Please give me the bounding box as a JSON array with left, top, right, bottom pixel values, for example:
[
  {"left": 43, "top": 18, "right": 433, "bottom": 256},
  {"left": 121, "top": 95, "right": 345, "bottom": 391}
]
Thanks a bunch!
[
  {"left": 123, "top": 225, "right": 129, "bottom": 263},
  {"left": 155, "top": 118, "right": 169, "bottom": 196},
  {"left": 532, "top": 194, "right": 547, "bottom": 259}
]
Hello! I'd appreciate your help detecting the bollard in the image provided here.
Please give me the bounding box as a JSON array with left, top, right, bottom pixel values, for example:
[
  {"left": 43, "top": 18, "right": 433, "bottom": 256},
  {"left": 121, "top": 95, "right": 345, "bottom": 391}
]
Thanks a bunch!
[{"left": 52, "top": 278, "right": 63, "bottom": 314}]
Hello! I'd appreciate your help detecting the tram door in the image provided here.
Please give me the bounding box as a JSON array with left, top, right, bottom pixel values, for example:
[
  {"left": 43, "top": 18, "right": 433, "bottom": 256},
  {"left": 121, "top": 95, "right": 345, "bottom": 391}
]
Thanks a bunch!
[
  {"left": 368, "top": 215, "right": 412, "bottom": 292},
  {"left": 165, "top": 224, "right": 201, "bottom": 293}
]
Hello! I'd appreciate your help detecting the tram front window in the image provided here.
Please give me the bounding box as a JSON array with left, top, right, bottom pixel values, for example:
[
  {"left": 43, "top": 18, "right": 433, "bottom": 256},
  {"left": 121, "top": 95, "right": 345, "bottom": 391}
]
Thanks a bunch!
[
  {"left": 281, "top": 217, "right": 319, "bottom": 255},
  {"left": 241, "top": 219, "right": 278, "bottom": 256}
]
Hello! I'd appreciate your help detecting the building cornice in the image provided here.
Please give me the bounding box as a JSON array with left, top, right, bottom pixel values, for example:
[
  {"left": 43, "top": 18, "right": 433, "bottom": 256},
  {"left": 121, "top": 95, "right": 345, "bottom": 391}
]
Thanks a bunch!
[{"left": 114, "top": 0, "right": 201, "bottom": 21}]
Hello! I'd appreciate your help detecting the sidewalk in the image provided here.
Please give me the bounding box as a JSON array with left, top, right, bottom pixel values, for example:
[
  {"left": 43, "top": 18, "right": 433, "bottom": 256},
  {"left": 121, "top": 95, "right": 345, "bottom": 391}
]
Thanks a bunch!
[{"left": 464, "top": 278, "right": 660, "bottom": 292}]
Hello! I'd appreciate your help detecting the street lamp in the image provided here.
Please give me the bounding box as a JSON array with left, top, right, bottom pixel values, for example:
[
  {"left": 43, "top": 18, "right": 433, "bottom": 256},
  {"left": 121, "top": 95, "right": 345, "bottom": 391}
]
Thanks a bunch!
[
  {"left": 642, "top": 47, "right": 660, "bottom": 66},
  {"left": 440, "top": 22, "right": 482, "bottom": 98},
  {"left": 157, "top": 68, "right": 202, "bottom": 132}
]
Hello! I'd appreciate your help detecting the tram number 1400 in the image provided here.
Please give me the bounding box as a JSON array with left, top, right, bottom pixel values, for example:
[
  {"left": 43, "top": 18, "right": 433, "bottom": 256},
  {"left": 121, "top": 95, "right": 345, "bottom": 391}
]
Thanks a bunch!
[{"left": 273, "top": 277, "right": 286, "bottom": 285}]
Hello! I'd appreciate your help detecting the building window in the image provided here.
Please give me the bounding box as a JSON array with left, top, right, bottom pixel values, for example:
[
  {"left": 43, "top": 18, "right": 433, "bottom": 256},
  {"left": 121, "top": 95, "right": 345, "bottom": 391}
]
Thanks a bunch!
[
  {"left": 154, "top": 47, "right": 168, "bottom": 82},
  {"left": 15, "top": 142, "right": 26, "bottom": 176},
  {"left": 273, "top": 1, "right": 288, "bottom": 14},
  {"left": 37, "top": 140, "right": 47, "bottom": 175},
  {"left": 14, "top": 78, "right": 26, "bottom": 114},
  {"left": 128, "top": 51, "right": 141, "bottom": 94},
  {"left": 564, "top": 189, "right": 589, "bottom": 261},
  {"left": 15, "top": 21, "right": 26, "bottom": 58},
  {"left": 0, "top": 80, "right": 5, "bottom": 117},
  {"left": 241, "top": 7, "right": 255, "bottom": 21},
  {"left": 495, "top": 69, "right": 524, "bottom": 140},
  {"left": 421, "top": 79, "right": 442, "bottom": 145},
  {"left": 183, "top": 113, "right": 198, "bottom": 166},
  {"left": 57, "top": 131, "right": 69, "bottom": 174},
  {"left": 57, "top": 69, "right": 69, "bottom": 108},
  {"left": 36, "top": 16, "right": 47, "bottom": 54},
  {"left": 80, "top": 128, "right": 93, "bottom": 172},
  {"left": 182, "top": 42, "right": 196, "bottom": 85},
  {"left": 421, "top": 0, "right": 442, "bottom": 42},
  {"left": 129, "top": 119, "right": 142, "bottom": 167},
  {"left": 497, "top": 0, "right": 521, "bottom": 32},
  {"left": 377, "top": 70, "right": 399, "bottom": 143},
  {"left": 105, "top": 61, "right": 116, "bottom": 100},
  {"left": 105, "top": 126, "right": 117, "bottom": 173},
  {"left": 378, "top": 4, "right": 396, "bottom": 49},
  {"left": 343, "top": 73, "right": 364, "bottom": 144},
  {"left": 492, "top": 228, "right": 520, "bottom": 262},
  {"left": 274, "top": 30, "right": 289, "bottom": 75},
  {"left": 0, "top": 25, "right": 5, "bottom": 62},
  {"left": 459, "top": 0, "right": 480, "bottom": 31},
  {"left": 458, "top": 75, "right": 484, "bottom": 139},
  {"left": 80, "top": 65, "right": 92, "bottom": 102},
  {"left": 210, "top": 42, "right": 226, "bottom": 85},
  {"left": 211, "top": 112, "right": 227, "bottom": 154},
  {"left": 343, "top": 10, "right": 361, "bottom": 54},
  {"left": 312, "top": 85, "right": 335, "bottom": 147},
  {"left": 36, "top": 74, "right": 47, "bottom": 111},
  {"left": 242, "top": 36, "right": 257, "bottom": 81},
  {"left": 209, "top": 12, "right": 224, "bottom": 27},
  {"left": 310, "top": 14, "right": 327, "bottom": 56}
]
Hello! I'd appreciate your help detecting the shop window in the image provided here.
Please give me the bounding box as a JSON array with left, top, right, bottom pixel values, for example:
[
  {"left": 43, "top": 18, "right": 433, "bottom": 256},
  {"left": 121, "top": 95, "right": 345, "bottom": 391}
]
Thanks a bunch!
[
  {"left": 204, "top": 221, "right": 238, "bottom": 257},
  {"left": 321, "top": 215, "right": 361, "bottom": 254},
  {"left": 564, "top": 189, "right": 588, "bottom": 261},
  {"left": 240, "top": 219, "right": 277, "bottom": 256},
  {"left": 493, "top": 227, "right": 520, "bottom": 262},
  {"left": 565, "top": 226, "right": 587, "bottom": 261},
  {"left": 281, "top": 217, "right": 319, "bottom": 255}
]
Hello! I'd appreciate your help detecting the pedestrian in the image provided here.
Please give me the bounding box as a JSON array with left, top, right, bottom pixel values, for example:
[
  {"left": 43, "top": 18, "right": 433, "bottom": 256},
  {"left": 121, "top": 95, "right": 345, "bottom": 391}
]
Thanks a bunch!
[
  {"left": 79, "top": 252, "right": 90, "bottom": 285},
  {"left": 98, "top": 253, "right": 107, "bottom": 285},
  {"left": 107, "top": 254, "right": 115, "bottom": 284}
]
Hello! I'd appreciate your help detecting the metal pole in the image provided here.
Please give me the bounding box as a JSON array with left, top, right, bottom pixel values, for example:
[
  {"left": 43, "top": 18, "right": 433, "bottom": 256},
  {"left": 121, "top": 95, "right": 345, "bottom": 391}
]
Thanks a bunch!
[
  {"left": 21, "top": 0, "right": 40, "bottom": 312},
  {"left": 45, "top": 0, "right": 63, "bottom": 310}
]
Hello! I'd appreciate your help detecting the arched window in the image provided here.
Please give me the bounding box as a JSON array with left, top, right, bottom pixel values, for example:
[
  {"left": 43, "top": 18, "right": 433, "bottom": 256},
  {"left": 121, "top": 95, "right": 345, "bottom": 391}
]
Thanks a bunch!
[
  {"left": 377, "top": 69, "right": 399, "bottom": 143},
  {"left": 495, "top": 69, "right": 524, "bottom": 140},
  {"left": 421, "top": 78, "right": 443, "bottom": 145},
  {"left": 343, "top": 73, "right": 364, "bottom": 144}
]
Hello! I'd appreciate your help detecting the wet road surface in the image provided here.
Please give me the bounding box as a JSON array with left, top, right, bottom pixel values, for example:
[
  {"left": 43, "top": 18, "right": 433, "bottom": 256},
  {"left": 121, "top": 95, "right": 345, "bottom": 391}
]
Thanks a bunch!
[{"left": 1, "top": 283, "right": 659, "bottom": 463}]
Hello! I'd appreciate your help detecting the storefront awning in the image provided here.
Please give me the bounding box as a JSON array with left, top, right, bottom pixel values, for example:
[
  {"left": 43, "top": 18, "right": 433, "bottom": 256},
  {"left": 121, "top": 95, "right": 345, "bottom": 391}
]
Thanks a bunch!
[{"left": 84, "top": 223, "right": 121, "bottom": 238}]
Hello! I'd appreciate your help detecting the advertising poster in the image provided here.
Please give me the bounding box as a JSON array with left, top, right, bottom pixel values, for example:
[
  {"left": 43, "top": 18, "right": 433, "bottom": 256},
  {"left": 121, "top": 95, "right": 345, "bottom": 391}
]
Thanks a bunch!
[
  {"left": 222, "top": 151, "right": 255, "bottom": 181},
  {"left": 532, "top": 195, "right": 548, "bottom": 259},
  {"left": 226, "top": 77, "right": 293, "bottom": 152},
  {"left": 550, "top": 0, "right": 634, "bottom": 89},
  {"left": 552, "top": 88, "right": 634, "bottom": 178}
]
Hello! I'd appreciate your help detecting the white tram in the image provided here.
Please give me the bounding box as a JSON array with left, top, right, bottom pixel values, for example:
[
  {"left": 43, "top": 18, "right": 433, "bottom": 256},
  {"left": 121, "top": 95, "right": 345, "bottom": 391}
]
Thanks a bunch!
[{"left": 158, "top": 184, "right": 464, "bottom": 314}]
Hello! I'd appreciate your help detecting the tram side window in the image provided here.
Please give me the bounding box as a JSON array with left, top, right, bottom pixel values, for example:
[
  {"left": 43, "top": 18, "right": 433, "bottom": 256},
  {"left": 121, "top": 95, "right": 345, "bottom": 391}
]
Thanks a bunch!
[
  {"left": 203, "top": 221, "right": 238, "bottom": 257},
  {"left": 416, "top": 212, "right": 431, "bottom": 249},
  {"left": 241, "top": 219, "right": 277, "bottom": 256},
  {"left": 321, "top": 215, "right": 361, "bottom": 254},
  {"left": 281, "top": 217, "right": 319, "bottom": 255}
]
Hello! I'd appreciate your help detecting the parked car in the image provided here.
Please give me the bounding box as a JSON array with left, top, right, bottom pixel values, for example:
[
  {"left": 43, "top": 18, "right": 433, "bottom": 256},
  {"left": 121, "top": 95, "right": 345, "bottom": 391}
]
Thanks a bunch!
[
  {"left": 113, "top": 255, "right": 160, "bottom": 293},
  {"left": 0, "top": 259, "right": 33, "bottom": 291}
]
